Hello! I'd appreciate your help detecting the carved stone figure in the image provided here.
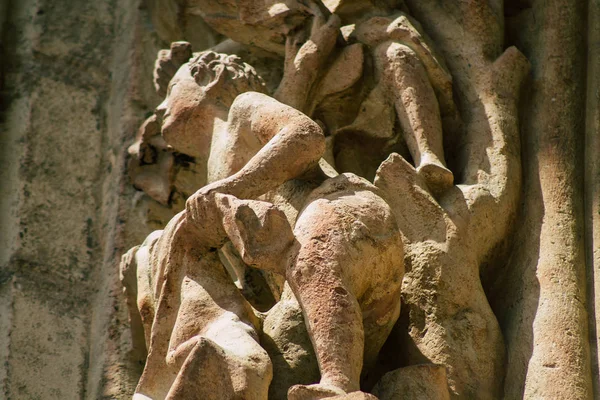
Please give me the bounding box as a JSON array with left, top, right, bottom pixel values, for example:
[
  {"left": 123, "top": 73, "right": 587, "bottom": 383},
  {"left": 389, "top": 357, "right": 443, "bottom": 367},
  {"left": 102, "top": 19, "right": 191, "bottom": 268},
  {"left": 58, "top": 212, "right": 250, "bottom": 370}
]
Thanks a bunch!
[
  {"left": 121, "top": 1, "right": 530, "bottom": 399},
  {"left": 3, "top": 0, "right": 597, "bottom": 399},
  {"left": 123, "top": 47, "right": 405, "bottom": 398}
]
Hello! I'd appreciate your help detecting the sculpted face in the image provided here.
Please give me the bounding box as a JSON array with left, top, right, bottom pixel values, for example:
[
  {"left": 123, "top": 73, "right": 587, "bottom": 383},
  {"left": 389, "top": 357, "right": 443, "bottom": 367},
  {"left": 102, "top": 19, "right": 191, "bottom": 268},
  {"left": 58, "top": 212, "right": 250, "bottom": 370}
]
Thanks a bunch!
[{"left": 155, "top": 63, "right": 221, "bottom": 159}]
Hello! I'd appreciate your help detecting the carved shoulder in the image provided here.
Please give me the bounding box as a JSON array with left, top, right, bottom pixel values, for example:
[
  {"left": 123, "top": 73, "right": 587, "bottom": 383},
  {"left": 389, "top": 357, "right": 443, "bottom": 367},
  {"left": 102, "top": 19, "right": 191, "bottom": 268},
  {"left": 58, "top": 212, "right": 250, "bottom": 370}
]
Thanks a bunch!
[{"left": 230, "top": 92, "right": 324, "bottom": 147}]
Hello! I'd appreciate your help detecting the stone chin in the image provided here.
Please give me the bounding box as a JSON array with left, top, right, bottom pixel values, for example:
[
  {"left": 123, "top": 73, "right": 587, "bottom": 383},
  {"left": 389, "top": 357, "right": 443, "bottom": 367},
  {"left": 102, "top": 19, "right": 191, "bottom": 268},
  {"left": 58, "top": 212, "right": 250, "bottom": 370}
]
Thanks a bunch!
[{"left": 160, "top": 106, "right": 214, "bottom": 160}]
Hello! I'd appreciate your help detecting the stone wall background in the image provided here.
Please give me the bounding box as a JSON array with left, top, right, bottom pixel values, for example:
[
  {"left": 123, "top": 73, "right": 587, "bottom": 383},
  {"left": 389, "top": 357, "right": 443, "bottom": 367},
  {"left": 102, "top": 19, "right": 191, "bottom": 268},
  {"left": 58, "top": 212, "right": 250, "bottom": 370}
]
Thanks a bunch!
[
  {"left": 0, "top": 0, "right": 199, "bottom": 397},
  {"left": 0, "top": 0, "right": 598, "bottom": 399}
]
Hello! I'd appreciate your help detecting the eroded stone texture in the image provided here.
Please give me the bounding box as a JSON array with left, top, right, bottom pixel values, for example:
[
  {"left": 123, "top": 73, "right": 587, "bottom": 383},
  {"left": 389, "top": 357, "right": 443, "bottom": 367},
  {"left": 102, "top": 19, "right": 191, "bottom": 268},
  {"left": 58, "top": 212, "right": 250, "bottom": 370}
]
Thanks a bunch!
[
  {"left": 494, "top": 1, "right": 594, "bottom": 399},
  {"left": 3, "top": 0, "right": 599, "bottom": 399},
  {"left": 372, "top": 364, "right": 450, "bottom": 400},
  {"left": 119, "top": 1, "right": 531, "bottom": 399},
  {"left": 261, "top": 285, "right": 319, "bottom": 400},
  {"left": 0, "top": 0, "right": 138, "bottom": 398},
  {"left": 122, "top": 43, "right": 406, "bottom": 397}
]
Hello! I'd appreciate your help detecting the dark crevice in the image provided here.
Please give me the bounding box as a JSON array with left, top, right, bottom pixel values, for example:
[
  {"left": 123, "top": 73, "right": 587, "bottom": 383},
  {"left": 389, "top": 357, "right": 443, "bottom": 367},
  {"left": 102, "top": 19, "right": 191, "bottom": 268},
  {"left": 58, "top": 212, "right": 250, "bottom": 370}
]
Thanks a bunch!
[
  {"left": 505, "top": 0, "right": 534, "bottom": 18},
  {"left": 0, "top": 0, "right": 14, "bottom": 123}
]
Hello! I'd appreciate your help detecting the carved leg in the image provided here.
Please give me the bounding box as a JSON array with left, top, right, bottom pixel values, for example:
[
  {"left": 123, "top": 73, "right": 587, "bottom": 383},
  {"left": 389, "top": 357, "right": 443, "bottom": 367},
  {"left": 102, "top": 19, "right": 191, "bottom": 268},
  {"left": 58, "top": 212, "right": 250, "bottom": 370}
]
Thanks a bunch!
[
  {"left": 287, "top": 249, "right": 364, "bottom": 397},
  {"left": 375, "top": 42, "right": 453, "bottom": 195},
  {"left": 165, "top": 316, "right": 272, "bottom": 400},
  {"left": 165, "top": 337, "right": 236, "bottom": 400},
  {"left": 203, "top": 315, "right": 273, "bottom": 400},
  {"left": 119, "top": 245, "right": 148, "bottom": 360},
  {"left": 286, "top": 179, "right": 404, "bottom": 399},
  {"left": 286, "top": 202, "right": 364, "bottom": 396},
  {"left": 134, "top": 208, "right": 269, "bottom": 399}
]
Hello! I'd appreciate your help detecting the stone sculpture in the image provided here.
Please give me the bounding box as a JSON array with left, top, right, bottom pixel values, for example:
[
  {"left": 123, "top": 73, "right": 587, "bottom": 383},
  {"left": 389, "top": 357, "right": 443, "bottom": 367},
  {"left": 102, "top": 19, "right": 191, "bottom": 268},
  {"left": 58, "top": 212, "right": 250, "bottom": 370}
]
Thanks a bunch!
[
  {"left": 121, "top": 1, "right": 530, "bottom": 399},
  {"left": 123, "top": 45, "right": 404, "bottom": 399}
]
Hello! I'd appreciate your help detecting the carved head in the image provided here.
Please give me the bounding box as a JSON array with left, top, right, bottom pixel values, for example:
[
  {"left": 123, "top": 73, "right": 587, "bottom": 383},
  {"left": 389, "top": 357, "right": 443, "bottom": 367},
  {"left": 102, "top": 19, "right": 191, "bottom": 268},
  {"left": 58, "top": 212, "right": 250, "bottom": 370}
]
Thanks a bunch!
[{"left": 156, "top": 51, "right": 265, "bottom": 158}]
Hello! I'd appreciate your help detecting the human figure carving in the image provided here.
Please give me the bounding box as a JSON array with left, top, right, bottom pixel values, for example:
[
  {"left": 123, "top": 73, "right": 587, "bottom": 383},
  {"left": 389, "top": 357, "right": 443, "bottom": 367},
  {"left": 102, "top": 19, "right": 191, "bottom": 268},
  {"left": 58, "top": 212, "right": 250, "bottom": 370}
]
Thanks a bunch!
[
  {"left": 122, "top": 54, "right": 275, "bottom": 400},
  {"left": 264, "top": 3, "right": 531, "bottom": 396},
  {"left": 123, "top": 44, "right": 404, "bottom": 399},
  {"left": 368, "top": 2, "right": 531, "bottom": 398},
  {"left": 123, "top": 6, "right": 450, "bottom": 400},
  {"left": 122, "top": 1, "right": 531, "bottom": 398},
  {"left": 134, "top": 1, "right": 456, "bottom": 200},
  {"left": 267, "top": 4, "right": 456, "bottom": 195}
]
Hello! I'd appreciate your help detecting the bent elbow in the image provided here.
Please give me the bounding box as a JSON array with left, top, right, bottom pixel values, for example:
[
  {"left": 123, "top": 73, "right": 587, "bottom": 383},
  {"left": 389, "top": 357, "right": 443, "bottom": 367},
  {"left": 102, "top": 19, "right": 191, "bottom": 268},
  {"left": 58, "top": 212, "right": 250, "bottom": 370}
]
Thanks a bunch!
[
  {"left": 304, "top": 119, "right": 326, "bottom": 161},
  {"left": 293, "top": 117, "right": 325, "bottom": 161}
]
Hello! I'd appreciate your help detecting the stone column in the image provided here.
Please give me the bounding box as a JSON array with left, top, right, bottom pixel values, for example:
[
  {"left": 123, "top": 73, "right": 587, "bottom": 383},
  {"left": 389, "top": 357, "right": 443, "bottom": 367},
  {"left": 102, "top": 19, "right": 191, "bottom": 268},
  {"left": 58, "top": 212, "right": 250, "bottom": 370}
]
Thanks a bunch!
[
  {"left": 585, "top": 0, "right": 600, "bottom": 394},
  {"left": 499, "top": 0, "right": 595, "bottom": 398}
]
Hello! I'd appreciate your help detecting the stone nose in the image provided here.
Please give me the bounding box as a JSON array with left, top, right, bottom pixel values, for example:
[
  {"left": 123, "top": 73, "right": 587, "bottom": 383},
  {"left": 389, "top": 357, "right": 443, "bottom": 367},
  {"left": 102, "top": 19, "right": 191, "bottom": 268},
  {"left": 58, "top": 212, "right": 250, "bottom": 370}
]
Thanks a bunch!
[{"left": 155, "top": 100, "right": 167, "bottom": 121}]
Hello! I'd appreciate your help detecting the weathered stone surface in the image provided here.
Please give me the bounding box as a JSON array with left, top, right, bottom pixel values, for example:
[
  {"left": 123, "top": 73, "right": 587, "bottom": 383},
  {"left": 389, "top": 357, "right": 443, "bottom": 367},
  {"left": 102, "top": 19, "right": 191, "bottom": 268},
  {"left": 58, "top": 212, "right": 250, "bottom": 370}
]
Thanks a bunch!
[
  {"left": 117, "top": 2, "right": 539, "bottom": 399},
  {"left": 329, "top": 393, "right": 378, "bottom": 400},
  {"left": 261, "top": 286, "right": 319, "bottom": 400},
  {"left": 2, "top": 0, "right": 599, "bottom": 399},
  {"left": 0, "top": 0, "right": 220, "bottom": 398},
  {"left": 372, "top": 364, "right": 450, "bottom": 400},
  {"left": 494, "top": 1, "right": 594, "bottom": 399},
  {"left": 586, "top": 0, "right": 600, "bottom": 393},
  {"left": 0, "top": 0, "right": 136, "bottom": 397},
  {"left": 122, "top": 44, "right": 405, "bottom": 396}
]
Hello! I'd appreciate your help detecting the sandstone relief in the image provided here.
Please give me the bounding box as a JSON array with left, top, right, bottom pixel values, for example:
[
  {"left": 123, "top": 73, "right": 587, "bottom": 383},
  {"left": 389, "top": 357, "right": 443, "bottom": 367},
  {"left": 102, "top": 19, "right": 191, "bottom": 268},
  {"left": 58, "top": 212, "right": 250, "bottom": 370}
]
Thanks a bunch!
[{"left": 120, "top": 1, "right": 532, "bottom": 398}]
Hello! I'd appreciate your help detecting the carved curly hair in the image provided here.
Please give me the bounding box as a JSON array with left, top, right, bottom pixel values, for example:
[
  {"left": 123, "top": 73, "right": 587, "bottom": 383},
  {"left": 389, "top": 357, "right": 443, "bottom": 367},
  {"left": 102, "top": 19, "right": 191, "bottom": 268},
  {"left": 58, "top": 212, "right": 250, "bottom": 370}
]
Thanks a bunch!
[{"left": 188, "top": 51, "right": 266, "bottom": 107}]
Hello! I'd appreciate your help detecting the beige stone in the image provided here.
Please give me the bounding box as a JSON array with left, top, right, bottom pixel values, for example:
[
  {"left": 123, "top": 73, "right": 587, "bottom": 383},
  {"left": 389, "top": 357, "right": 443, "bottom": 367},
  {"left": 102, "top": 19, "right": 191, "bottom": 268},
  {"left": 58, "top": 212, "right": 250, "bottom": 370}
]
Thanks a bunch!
[
  {"left": 5, "top": 0, "right": 599, "bottom": 398},
  {"left": 123, "top": 24, "right": 410, "bottom": 396},
  {"left": 329, "top": 393, "right": 378, "bottom": 400},
  {"left": 372, "top": 364, "right": 450, "bottom": 400},
  {"left": 261, "top": 285, "right": 319, "bottom": 400},
  {"left": 120, "top": 2, "right": 529, "bottom": 398}
]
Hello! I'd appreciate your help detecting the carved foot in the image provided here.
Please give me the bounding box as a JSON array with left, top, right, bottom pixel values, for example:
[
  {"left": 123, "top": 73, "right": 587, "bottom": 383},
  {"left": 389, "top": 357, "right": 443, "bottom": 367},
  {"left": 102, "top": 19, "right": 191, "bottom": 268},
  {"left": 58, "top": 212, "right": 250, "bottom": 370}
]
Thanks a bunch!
[
  {"left": 416, "top": 156, "right": 454, "bottom": 196},
  {"left": 330, "top": 393, "right": 379, "bottom": 400},
  {"left": 288, "top": 385, "right": 379, "bottom": 400},
  {"left": 288, "top": 383, "right": 346, "bottom": 400}
]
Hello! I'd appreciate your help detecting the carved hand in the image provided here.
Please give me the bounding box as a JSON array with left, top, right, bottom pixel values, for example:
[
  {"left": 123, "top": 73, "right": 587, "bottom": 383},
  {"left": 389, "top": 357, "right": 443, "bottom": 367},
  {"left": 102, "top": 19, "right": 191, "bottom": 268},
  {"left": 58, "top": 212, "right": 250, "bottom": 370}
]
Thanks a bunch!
[
  {"left": 274, "top": 12, "right": 341, "bottom": 111},
  {"left": 216, "top": 194, "right": 295, "bottom": 275},
  {"left": 183, "top": 182, "right": 235, "bottom": 249},
  {"left": 185, "top": 177, "right": 238, "bottom": 222}
]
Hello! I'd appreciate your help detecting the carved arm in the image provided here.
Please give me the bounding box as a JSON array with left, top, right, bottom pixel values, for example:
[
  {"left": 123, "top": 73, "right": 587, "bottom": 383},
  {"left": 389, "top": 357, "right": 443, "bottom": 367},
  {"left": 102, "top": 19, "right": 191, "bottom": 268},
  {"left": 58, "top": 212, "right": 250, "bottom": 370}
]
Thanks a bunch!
[
  {"left": 274, "top": 11, "right": 341, "bottom": 113},
  {"left": 186, "top": 92, "right": 325, "bottom": 223}
]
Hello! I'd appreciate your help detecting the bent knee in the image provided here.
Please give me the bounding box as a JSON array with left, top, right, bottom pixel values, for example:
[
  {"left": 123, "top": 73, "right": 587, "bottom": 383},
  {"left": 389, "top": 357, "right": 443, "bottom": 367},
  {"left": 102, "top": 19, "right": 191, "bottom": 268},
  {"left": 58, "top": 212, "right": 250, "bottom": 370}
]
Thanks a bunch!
[
  {"left": 167, "top": 335, "right": 272, "bottom": 400},
  {"left": 375, "top": 42, "right": 423, "bottom": 72}
]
